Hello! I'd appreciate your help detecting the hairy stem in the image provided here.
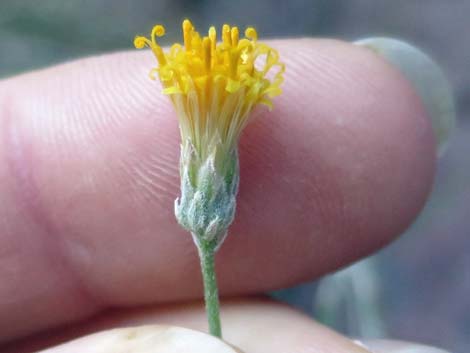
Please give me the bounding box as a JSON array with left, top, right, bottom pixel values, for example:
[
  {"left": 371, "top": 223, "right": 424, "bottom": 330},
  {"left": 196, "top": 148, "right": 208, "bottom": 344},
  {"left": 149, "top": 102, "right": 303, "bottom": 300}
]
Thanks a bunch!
[{"left": 197, "top": 238, "right": 222, "bottom": 338}]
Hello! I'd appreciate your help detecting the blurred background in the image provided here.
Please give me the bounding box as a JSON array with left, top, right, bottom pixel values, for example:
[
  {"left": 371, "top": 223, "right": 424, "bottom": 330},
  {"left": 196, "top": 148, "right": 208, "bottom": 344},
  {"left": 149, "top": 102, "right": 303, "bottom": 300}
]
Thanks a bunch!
[{"left": 1, "top": 1, "right": 468, "bottom": 352}]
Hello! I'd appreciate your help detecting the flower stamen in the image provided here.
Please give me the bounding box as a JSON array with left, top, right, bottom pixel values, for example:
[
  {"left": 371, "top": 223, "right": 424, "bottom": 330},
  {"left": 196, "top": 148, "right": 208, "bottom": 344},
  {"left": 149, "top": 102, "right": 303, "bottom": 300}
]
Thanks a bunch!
[{"left": 135, "top": 19, "right": 285, "bottom": 159}]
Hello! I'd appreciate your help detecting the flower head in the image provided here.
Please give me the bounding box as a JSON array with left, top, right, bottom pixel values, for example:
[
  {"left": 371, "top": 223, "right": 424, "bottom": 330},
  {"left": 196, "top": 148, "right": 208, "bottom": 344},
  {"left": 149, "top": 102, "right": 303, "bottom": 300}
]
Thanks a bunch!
[
  {"left": 134, "top": 19, "right": 284, "bottom": 162},
  {"left": 134, "top": 20, "right": 283, "bottom": 246}
]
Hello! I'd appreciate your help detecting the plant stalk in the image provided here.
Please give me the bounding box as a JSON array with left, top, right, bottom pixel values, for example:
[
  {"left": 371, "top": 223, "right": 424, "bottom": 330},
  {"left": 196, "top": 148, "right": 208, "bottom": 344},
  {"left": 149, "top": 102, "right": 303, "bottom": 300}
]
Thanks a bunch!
[{"left": 197, "top": 238, "right": 222, "bottom": 338}]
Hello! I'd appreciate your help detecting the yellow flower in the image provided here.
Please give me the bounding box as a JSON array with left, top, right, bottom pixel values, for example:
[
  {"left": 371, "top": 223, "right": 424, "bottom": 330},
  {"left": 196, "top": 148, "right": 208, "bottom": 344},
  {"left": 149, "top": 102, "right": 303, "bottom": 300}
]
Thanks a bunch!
[
  {"left": 134, "top": 20, "right": 284, "bottom": 337},
  {"left": 134, "top": 19, "right": 284, "bottom": 162},
  {"left": 134, "top": 19, "right": 284, "bottom": 249}
]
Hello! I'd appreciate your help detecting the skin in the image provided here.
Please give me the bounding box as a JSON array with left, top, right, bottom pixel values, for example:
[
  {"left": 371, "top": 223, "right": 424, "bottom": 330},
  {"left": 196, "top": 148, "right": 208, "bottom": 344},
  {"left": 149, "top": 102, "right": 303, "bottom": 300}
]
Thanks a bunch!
[{"left": 0, "top": 39, "right": 436, "bottom": 352}]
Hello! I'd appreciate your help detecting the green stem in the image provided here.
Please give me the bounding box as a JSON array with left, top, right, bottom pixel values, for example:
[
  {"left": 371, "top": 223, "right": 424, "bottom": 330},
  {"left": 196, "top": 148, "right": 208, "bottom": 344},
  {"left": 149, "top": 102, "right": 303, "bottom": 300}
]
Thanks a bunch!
[{"left": 197, "top": 238, "right": 222, "bottom": 338}]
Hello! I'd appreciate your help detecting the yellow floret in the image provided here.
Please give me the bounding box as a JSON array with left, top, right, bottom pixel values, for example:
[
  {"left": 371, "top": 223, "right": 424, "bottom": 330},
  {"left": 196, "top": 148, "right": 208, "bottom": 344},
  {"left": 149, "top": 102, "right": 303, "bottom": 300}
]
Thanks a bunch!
[{"left": 134, "top": 19, "right": 284, "bottom": 159}]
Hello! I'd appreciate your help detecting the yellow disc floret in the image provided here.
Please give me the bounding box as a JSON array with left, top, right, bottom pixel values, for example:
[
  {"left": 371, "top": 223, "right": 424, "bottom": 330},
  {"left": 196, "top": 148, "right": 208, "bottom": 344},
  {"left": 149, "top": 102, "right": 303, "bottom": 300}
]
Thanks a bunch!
[{"left": 134, "top": 19, "right": 285, "bottom": 159}]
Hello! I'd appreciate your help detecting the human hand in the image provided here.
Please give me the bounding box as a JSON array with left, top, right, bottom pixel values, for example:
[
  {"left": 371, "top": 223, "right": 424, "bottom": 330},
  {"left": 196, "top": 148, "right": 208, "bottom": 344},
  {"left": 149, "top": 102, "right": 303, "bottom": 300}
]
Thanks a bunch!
[{"left": 0, "top": 39, "right": 442, "bottom": 352}]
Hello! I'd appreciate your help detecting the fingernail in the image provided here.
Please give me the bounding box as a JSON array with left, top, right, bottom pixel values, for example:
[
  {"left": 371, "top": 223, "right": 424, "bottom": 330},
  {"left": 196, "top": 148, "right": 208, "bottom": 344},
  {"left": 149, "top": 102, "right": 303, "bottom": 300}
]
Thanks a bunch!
[
  {"left": 39, "top": 325, "right": 243, "bottom": 352},
  {"left": 354, "top": 338, "right": 451, "bottom": 353},
  {"left": 354, "top": 37, "right": 456, "bottom": 157}
]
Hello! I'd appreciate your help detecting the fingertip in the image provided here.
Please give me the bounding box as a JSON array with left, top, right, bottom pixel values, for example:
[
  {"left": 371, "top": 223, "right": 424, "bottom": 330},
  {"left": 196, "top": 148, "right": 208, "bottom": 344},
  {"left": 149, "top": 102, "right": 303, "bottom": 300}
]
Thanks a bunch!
[
  {"left": 357, "top": 339, "right": 450, "bottom": 353},
  {"left": 355, "top": 37, "right": 456, "bottom": 156},
  {"left": 232, "top": 38, "right": 436, "bottom": 286},
  {"left": 39, "top": 325, "right": 242, "bottom": 353}
]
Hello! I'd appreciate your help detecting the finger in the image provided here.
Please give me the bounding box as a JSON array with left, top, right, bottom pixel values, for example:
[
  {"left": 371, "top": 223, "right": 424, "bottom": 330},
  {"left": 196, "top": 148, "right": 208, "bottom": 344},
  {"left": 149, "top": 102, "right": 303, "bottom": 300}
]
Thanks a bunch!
[
  {"left": 4, "top": 299, "right": 371, "bottom": 353},
  {"left": 357, "top": 339, "right": 450, "bottom": 353},
  {"left": 41, "top": 326, "right": 242, "bottom": 353},
  {"left": 0, "top": 38, "right": 436, "bottom": 341}
]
